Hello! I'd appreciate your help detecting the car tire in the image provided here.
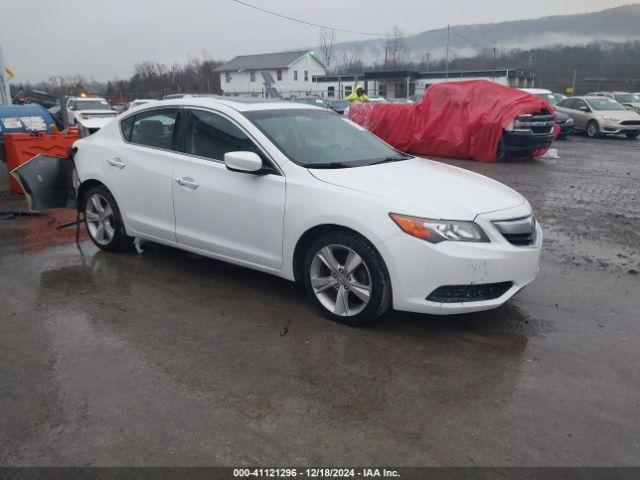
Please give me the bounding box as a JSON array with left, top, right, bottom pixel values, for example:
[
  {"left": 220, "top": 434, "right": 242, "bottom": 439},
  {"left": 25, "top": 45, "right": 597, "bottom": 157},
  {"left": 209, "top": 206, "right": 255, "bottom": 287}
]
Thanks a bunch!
[
  {"left": 496, "top": 135, "right": 508, "bottom": 161},
  {"left": 586, "top": 120, "right": 600, "bottom": 138},
  {"left": 83, "top": 185, "right": 133, "bottom": 252},
  {"left": 303, "top": 231, "right": 392, "bottom": 326},
  {"left": 625, "top": 132, "right": 639, "bottom": 139}
]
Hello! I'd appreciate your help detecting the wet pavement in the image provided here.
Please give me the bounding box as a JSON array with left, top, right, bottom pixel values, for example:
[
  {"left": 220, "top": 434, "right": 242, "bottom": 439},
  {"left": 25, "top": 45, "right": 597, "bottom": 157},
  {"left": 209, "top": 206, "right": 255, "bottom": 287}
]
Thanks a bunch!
[{"left": 0, "top": 135, "right": 638, "bottom": 466}]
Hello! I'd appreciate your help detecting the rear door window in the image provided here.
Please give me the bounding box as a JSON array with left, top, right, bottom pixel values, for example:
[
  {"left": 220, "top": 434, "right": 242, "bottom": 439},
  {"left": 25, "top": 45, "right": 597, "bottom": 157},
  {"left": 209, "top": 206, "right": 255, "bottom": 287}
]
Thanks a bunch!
[
  {"left": 120, "top": 115, "right": 135, "bottom": 141},
  {"left": 129, "top": 109, "right": 178, "bottom": 149}
]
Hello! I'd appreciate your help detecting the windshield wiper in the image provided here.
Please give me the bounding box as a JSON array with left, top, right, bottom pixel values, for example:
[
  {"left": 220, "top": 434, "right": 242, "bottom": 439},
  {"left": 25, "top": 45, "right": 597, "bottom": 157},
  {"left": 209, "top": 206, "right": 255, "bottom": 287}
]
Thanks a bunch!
[
  {"left": 369, "top": 155, "right": 412, "bottom": 166},
  {"left": 307, "top": 162, "right": 351, "bottom": 169}
]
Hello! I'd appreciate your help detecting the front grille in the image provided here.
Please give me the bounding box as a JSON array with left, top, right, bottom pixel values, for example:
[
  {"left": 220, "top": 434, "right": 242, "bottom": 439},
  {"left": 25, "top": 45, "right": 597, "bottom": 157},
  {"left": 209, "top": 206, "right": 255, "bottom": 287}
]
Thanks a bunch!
[
  {"left": 492, "top": 216, "right": 538, "bottom": 247},
  {"left": 620, "top": 120, "right": 640, "bottom": 126},
  {"left": 427, "top": 282, "right": 513, "bottom": 303},
  {"left": 514, "top": 113, "right": 555, "bottom": 136}
]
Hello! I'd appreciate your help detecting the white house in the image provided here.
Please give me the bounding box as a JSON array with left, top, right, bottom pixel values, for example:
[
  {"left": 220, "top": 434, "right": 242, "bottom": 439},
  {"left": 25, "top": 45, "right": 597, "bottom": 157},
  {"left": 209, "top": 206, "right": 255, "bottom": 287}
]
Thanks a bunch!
[{"left": 215, "top": 49, "right": 326, "bottom": 98}]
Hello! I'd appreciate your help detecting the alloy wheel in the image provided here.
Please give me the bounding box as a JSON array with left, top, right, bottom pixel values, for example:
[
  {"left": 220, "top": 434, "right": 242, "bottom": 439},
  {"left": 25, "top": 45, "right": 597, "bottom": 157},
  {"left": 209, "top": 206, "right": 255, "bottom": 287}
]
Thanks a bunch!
[
  {"left": 309, "top": 244, "right": 372, "bottom": 317},
  {"left": 85, "top": 193, "right": 116, "bottom": 246}
]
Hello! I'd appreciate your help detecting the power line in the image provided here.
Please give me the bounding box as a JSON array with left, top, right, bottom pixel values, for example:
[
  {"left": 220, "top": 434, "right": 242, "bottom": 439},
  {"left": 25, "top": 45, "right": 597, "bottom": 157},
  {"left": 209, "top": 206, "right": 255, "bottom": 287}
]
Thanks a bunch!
[
  {"left": 230, "top": 0, "right": 390, "bottom": 37},
  {"left": 451, "top": 29, "right": 488, "bottom": 50}
]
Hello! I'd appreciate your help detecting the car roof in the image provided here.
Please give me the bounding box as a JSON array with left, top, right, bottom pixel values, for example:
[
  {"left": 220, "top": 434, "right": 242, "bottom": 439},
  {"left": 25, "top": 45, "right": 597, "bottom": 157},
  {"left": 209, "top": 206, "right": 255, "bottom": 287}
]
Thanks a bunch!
[
  {"left": 519, "top": 88, "right": 553, "bottom": 94},
  {"left": 571, "top": 96, "right": 619, "bottom": 101},
  {"left": 127, "top": 96, "right": 319, "bottom": 113}
]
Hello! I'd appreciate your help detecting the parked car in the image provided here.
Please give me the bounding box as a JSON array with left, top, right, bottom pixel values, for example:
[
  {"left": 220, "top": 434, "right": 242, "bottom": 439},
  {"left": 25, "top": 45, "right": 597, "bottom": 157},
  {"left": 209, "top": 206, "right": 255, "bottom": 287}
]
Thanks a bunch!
[
  {"left": 293, "top": 97, "right": 329, "bottom": 108},
  {"left": 113, "top": 103, "right": 129, "bottom": 114},
  {"left": 553, "top": 93, "right": 567, "bottom": 103},
  {"left": 65, "top": 96, "right": 117, "bottom": 137},
  {"left": 128, "top": 99, "right": 156, "bottom": 110},
  {"left": 556, "top": 96, "right": 640, "bottom": 139},
  {"left": 585, "top": 91, "right": 640, "bottom": 113},
  {"left": 328, "top": 99, "right": 349, "bottom": 115},
  {"left": 13, "top": 98, "right": 541, "bottom": 325},
  {"left": 408, "top": 94, "right": 423, "bottom": 104},
  {"left": 519, "top": 88, "right": 574, "bottom": 138}
]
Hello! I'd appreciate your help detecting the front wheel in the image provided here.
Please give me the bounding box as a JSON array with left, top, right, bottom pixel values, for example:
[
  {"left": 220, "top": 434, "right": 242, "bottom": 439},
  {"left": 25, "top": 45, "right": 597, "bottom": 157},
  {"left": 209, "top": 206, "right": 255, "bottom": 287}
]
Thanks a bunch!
[
  {"left": 303, "top": 232, "right": 392, "bottom": 326},
  {"left": 625, "top": 131, "right": 639, "bottom": 139},
  {"left": 586, "top": 120, "right": 600, "bottom": 138},
  {"left": 83, "top": 185, "right": 133, "bottom": 252}
]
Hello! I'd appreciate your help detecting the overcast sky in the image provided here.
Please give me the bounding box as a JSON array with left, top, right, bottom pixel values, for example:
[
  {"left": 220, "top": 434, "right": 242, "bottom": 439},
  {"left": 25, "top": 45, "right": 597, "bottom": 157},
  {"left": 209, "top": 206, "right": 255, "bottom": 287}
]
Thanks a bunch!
[{"left": 1, "top": 0, "right": 634, "bottom": 82}]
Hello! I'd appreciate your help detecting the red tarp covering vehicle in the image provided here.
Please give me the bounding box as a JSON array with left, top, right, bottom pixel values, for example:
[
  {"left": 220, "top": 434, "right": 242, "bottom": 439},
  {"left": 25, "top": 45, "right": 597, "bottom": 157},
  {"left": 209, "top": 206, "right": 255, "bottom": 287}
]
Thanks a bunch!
[{"left": 349, "top": 80, "right": 557, "bottom": 162}]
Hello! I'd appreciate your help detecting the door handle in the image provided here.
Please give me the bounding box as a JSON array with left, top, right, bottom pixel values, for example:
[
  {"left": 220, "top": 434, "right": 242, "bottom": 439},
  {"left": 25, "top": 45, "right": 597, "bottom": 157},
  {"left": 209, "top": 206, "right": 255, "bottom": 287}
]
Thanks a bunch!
[
  {"left": 175, "top": 177, "right": 199, "bottom": 190},
  {"left": 107, "top": 157, "right": 126, "bottom": 169}
]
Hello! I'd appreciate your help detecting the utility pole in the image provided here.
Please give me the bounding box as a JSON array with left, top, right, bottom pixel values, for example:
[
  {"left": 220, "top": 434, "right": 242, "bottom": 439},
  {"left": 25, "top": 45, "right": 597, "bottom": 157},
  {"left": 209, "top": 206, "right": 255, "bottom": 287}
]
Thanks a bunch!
[
  {"left": 492, "top": 47, "right": 496, "bottom": 82},
  {"left": 571, "top": 69, "right": 577, "bottom": 94},
  {"left": 445, "top": 24, "right": 450, "bottom": 81}
]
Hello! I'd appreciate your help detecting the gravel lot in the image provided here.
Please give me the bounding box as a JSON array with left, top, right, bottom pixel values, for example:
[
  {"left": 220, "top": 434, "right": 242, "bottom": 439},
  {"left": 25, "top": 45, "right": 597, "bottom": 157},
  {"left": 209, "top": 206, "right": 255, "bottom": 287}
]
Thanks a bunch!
[{"left": 0, "top": 134, "right": 638, "bottom": 466}]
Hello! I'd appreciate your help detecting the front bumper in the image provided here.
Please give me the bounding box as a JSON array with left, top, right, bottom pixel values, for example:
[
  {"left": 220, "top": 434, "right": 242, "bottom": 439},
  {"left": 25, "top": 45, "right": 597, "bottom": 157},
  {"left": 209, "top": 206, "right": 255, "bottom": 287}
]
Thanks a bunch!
[
  {"left": 378, "top": 205, "right": 542, "bottom": 315},
  {"left": 504, "top": 130, "right": 554, "bottom": 154},
  {"left": 600, "top": 121, "right": 640, "bottom": 135}
]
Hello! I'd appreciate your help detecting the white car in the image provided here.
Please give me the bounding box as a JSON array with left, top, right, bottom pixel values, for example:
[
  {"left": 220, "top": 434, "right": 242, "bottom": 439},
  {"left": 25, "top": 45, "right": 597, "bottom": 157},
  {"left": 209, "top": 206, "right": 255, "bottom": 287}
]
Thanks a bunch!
[
  {"left": 66, "top": 97, "right": 117, "bottom": 136},
  {"left": 18, "top": 98, "right": 541, "bottom": 325}
]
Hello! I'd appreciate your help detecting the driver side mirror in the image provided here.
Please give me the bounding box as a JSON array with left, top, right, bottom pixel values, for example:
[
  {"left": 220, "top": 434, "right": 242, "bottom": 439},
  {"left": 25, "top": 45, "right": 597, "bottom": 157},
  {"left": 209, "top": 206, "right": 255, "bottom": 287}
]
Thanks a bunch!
[
  {"left": 579, "top": 106, "right": 589, "bottom": 112},
  {"left": 224, "top": 151, "right": 263, "bottom": 174}
]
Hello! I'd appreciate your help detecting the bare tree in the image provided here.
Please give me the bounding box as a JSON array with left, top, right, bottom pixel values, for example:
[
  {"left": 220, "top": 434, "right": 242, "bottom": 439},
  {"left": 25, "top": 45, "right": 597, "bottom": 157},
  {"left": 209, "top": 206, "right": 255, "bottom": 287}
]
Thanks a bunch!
[
  {"left": 385, "top": 26, "right": 406, "bottom": 69},
  {"left": 319, "top": 27, "right": 336, "bottom": 70},
  {"left": 336, "top": 45, "right": 364, "bottom": 74}
]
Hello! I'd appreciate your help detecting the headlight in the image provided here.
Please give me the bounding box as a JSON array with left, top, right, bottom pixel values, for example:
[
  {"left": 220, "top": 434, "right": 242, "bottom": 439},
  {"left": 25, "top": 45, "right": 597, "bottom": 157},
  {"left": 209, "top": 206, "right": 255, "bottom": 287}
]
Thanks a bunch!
[
  {"left": 389, "top": 213, "right": 489, "bottom": 244},
  {"left": 601, "top": 115, "right": 621, "bottom": 123}
]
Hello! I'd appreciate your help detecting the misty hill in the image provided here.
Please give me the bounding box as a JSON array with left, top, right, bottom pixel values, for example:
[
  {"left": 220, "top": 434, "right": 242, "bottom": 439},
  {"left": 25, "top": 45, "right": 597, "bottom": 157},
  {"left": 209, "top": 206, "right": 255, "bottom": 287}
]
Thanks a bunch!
[{"left": 332, "top": 3, "right": 640, "bottom": 62}]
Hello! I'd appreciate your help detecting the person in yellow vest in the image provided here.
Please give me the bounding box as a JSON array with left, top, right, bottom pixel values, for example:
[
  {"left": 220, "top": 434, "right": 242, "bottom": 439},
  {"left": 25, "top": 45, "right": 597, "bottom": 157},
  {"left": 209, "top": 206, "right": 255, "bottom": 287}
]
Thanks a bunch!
[{"left": 347, "top": 85, "right": 370, "bottom": 103}]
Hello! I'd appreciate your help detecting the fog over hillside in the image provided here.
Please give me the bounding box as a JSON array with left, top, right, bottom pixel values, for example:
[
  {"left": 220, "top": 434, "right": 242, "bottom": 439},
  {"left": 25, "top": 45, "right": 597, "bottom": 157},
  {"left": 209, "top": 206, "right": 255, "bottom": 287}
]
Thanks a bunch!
[{"left": 327, "top": 3, "right": 640, "bottom": 65}]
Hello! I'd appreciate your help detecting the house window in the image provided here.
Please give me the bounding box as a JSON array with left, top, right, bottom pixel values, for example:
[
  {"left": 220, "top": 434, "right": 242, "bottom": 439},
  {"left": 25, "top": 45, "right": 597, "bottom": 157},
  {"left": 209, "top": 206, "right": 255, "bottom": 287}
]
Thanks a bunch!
[
  {"left": 277, "top": 70, "right": 282, "bottom": 81},
  {"left": 304, "top": 70, "right": 309, "bottom": 82},
  {"left": 250, "top": 71, "right": 255, "bottom": 82},
  {"left": 344, "top": 85, "right": 353, "bottom": 97},
  {"left": 225, "top": 72, "right": 231, "bottom": 83},
  {"left": 294, "top": 70, "right": 298, "bottom": 81},
  {"left": 327, "top": 86, "right": 335, "bottom": 98}
]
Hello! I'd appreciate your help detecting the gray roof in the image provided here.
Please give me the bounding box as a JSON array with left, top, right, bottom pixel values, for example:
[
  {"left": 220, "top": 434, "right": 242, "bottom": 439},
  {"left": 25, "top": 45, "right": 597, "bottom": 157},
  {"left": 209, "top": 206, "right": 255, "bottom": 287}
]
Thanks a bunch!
[{"left": 215, "top": 50, "right": 315, "bottom": 72}]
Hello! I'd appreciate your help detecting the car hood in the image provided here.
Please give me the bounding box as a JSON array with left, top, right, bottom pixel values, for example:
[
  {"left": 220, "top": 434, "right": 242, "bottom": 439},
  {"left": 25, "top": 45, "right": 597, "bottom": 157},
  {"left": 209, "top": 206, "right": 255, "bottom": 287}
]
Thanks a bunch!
[
  {"left": 555, "top": 110, "right": 571, "bottom": 121},
  {"left": 309, "top": 157, "right": 526, "bottom": 220},
  {"left": 598, "top": 109, "right": 640, "bottom": 120}
]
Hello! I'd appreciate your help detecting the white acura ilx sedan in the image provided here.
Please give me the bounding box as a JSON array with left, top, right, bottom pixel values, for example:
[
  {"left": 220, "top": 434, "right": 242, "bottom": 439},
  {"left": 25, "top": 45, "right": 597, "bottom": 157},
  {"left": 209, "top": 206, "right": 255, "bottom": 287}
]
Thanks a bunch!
[{"left": 47, "top": 97, "right": 542, "bottom": 325}]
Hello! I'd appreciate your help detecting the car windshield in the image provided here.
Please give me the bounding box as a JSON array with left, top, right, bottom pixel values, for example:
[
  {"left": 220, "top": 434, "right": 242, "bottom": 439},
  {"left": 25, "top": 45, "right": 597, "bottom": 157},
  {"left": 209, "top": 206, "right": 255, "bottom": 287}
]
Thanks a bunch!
[
  {"left": 73, "top": 100, "right": 111, "bottom": 110},
  {"left": 588, "top": 98, "right": 628, "bottom": 111},
  {"left": 614, "top": 94, "right": 638, "bottom": 103},
  {"left": 244, "top": 109, "right": 409, "bottom": 168},
  {"left": 331, "top": 100, "right": 348, "bottom": 108},
  {"left": 536, "top": 93, "right": 558, "bottom": 105}
]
